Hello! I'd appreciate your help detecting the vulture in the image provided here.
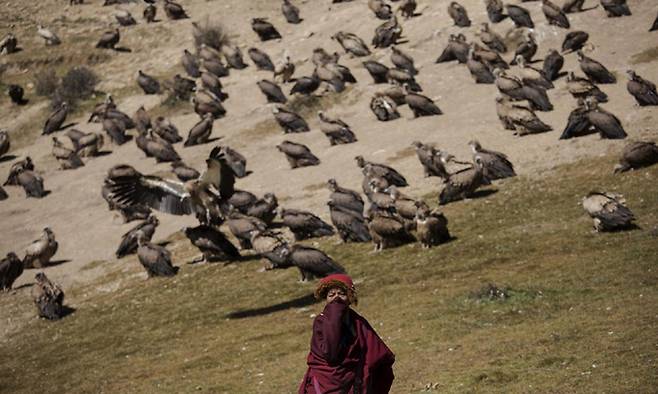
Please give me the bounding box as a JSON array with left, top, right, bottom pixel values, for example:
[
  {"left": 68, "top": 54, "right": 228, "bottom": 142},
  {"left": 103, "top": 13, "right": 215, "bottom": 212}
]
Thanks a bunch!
[
  {"left": 582, "top": 192, "right": 635, "bottom": 232},
  {"left": 376, "top": 85, "right": 406, "bottom": 106},
  {"left": 200, "top": 72, "right": 228, "bottom": 101},
  {"left": 405, "top": 90, "right": 442, "bottom": 117},
  {"left": 105, "top": 146, "right": 237, "bottom": 225},
  {"left": 222, "top": 45, "right": 248, "bottom": 70},
  {"left": 562, "top": 0, "right": 585, "bottom": 13},
  {"left": 468, "top": 140, "right": 516, "bottom": 180},
  {"left": 171, "top": 161, "right": 200, "bottom": 182},
  {"left": 0, "top": 252, "right": 22, "bottom": 290},
  {"left": 333, "top": 32, "right": 370, "bottom": 57},
  {"left": 439, "top": 157, "right": 490, "bottom": 205},
  {"left": 282, "top": 0, "right": 302, "bottom": 24},
  {"left": 415, "top": 205, "right": 451, "bottom": 248},
  {"left": 506, "top": 4, "right": 534, "bottom": 28},
  {"left": 372, "top": 16, "right": 402, "bottom": 48},
  {"left": 115, "top": 10, "right": 137, "bottom": 26},
  {"left": 245, "top": 193, "right": 279, "bottom": 225},
  {"left": 560, "top": 98, "right": 596, "bottom": 140},
  {"left": 479, "top": 23, "right": 506, "bottom": 53},
  {"left": 193, "top": 90, "right": 226, "bottom": 119},
  {"left": 0, "top": 32, "right": 18, "bottom": 54},
  {"left": 566, "top": 72, "right": 608, "bottom": 103},
  {"left": 15, "top": 169, "right": 46, "bottom": 198},
  {"left": 473, "top": 43, "right": 509, "bottom": 70},
  {"left": 257, "top": 80, "right": 287, "bottom": 103},
  {"left": 103, "top": 117, "right": 129, "bottom": 145},
  {"left": 8, "top": 84, "right": 26, "bottom": 105},
  {"left": 356, "top": 156, "right": 408, "bottom": 187},
  {"left": 115, "top": 215, "right": 159, "bottom": 258},
  {"left": 32, "top": 273, "right": 65, "bottom": 320},
  {"left": 96, "top": 29, "right": 120, "bottom": 49},
  {"left": 512, "top": 32, "right": 537, "bottom": 65},
  {"left": 272, "top": 244, "right": 346, "bottom": 281},
  {"left": 0, "top": 130, "right": 9, "bottom": 158},
  {"left": 515, "top": 56, "right": 553, "bottom": 90},
  {"left": 485, "top": 0, "right": 507, "bottom": 23},
  {"left": 0, "top": 185, "right": 6, "bottom": 200},
  {"left": 274, "top": 55, "right": 295, "bottom": 83},
  {"left": 137, "top": 237, "right": 178, "bottom": 277},
  {"left": 52, "top": 137, "right": 84, "bottom": 170},
  {"left": 37, "top": 25, "right": 61, "bottom": 46},
  {"left": 273, "top": 107, "right": 310, "bottom": 133},
  {"left": 399, "top": 0, "right": 417, "bottom": 19},
  {"left": 144, "top": 4, "right": 157, "bottom": 23},
  {"left": 542, "top": 0, "right": 570, "bottom": 28},
  {"left": 448, "top": 2, "right": 471, "bottom": 27},
  {"left": 150, "top": 119, "right": 179, "bottom": 143},
  {"left": 577, "top": 51, "right": 616, "bottom": 84},
  {"left": 137, "top": 70, "right": 161, "bottom": 94},
  {"left": 412, "top": 141, "right": 451, "bottom": 180},
  {"left": 542, "top": 49, "right": 564, "bottom": 81},
  {"left": 185, "top": 113, "right": 214, "bottom": 146},
  {"left": 391, "top": 46, "right": 417, "bottom": 75},
  {"left": 614, "top": 141, "right": 658, "bottom": 173},
  {"left": 252, "top": 18, "right": 281, "bottom": 41},
  {"left": 327, "top": 178, "right": 365, "bottom": 215},
  {"left": 366, "top": 211, "right": 415, "bottom": 252},
  {"left": 4, "top": 157, "right": 34, "bottom": 186},
  {"left": 316, "top": 62, "right": 356, "bottom": 92},
  {"left": 312, "top": 48, "right": 340, "bottom": 67},
  {"left": 248, "top": 229, "right": 289, "bottom": 264},
  {"left": 248, "top": 48, "right": 275, "bottom": 71},
  {"left": 88, "top": 95, "right": 116, "bottom": 122},
  {"left": 626, "top": 70, "right": 658, "bottom": 106},
  {"left": 290, "top": 74, "right": 320, "bottom": 95},
  {"left": 276, "top": 141, "right": 320, "bottom": 169},
  {"left": 43, "top": 102, "right": 69, "bottom": 135},
  {"left": 370, "top": 95, "right": 400, "bottom": 121},
  {"left": 135, "top": 131, "right": 181, "bottom": 163},
  {"left": 133, "top": 106, "right": 151, "bottom": 133},
  {"left": 318, "top": 111, "right": 357, "bottom": 145},
  {"left": 218, "top": 146, "right": 249, "bottom": 178},
  {"left": 172, "top": 74, "right": 196, "bottom": 100},
  {"left": 23, "top": 227, "right": 58, "bottom": 268},
  {"left": 228, "top": 190, "right": 258, "bottom": 213},
  {"left": 280, "top": 208, "right": 335, "bottom": 240},
  {"left": 496, "top": 96, "right": 552, "bottom": 135},
  {"left": 562, "top": 31, "right": 588, "bottom": 53},
  {"left": 600, "top": 0, "right": 631, "bottom": 17},
  {"left": 387, "top": 68, "right": 422, "bottom": 91},
  {"left": 651, "top": 12, "right": 658, "bottom": 31},
  {"left": 436, "top": 34, "right": 470, "bottom": 64},
  {"left": 226, "top": 212, "right": 267, "bottom": 250},
  {"left": 584, "top": 98, "right": 627, "bottom": 139},
  {"left": 164, "top": 0, "right": 189, "bottom": 19},
  {"left": 328, "top": 201, "right": 372, "bottom": 243},
  {"left": 494, "top": 69, "right": 553, "bottom": 111},
  {"left": 201, "top": 58, "right": 230, "bottom": 78},
  {"left": 467, "top": 49, "right": 495, "bottom": 84},
  {"left": 368, "top": 0, "right": 393, "bottom": 19},
  {"left": 182, "top": 49, "right": 201, "bottom": 78},
  {"left": 183, "top": 225, "right": 240, "bottom": 263},
  {"left": 363, "top": 60, "right": 390, "bottom": 84}
]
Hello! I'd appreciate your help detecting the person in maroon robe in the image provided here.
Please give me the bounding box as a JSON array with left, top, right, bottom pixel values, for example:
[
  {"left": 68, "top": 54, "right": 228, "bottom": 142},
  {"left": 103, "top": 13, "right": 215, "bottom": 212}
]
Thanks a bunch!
[{"left": 298, "top": 274, "right": 395, "bottom": 394}]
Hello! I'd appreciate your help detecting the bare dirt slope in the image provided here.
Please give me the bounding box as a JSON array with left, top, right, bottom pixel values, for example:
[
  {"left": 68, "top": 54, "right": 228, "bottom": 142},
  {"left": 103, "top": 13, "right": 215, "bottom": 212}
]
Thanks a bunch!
[{"left": 1, "top": 0, "right": 657, "bottom": 303}]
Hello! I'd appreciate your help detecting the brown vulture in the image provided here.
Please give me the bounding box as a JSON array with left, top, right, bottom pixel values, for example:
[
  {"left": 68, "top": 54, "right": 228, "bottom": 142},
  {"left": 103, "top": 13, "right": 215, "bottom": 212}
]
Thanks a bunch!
[
  {"left": 116, "top": 215, "right": 159, "bottom": 258},
  {"left": 23, "top": 227, "right": 58, "bottom": 269},
  {"left": 582, "top": 192, "right": 635, "bottom": 232},
  {"left": 468, "top": 140, "right": 516, "bottom": 180},
  {"left": 183, "top": 225, "right": 240, "bottom": 263},
  {"left": 0, "top": 252, "right": 23, "bottom": 290},
  {"left": 613, "top": 141, "right": 658, "bottom": 173},
  {"left": 273, "top": 107, "right": 310, "bottom": 133},
  {"left": 328, "top": 201, "right": 371, "bottom": 242},
  {"left": 31, "top": 273, "right": 65, "bottom": 320},
  {"left": 626, "top": 70, "right": 658, "bottom": 106},
  {"left": 137, "top": 237, "right": 178, "bottom": 277},
  {"left": 280, "top": 208, "right": 335, "bottom": 240}
]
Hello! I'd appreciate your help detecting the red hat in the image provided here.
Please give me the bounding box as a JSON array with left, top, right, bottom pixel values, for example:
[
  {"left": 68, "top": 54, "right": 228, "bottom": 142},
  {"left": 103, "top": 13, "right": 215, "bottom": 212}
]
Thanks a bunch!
[
  {"left": 320, "top": 273, "right": 353, "bottom": 289},
  {"left": 315, "top": 274, "right": 357, "bottom": 304}
]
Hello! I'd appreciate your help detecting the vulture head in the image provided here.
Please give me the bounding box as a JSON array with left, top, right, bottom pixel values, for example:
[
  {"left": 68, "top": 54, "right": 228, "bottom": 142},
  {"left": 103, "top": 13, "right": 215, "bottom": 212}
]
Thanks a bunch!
[
  {"left": 34, "top": 272, "right": 48, "bottom": 284},
  {"left": 354, "top": 155, "right": 366, "bottom": 168},
  {"left": 326, "top": 178, "right": 338, "bottom": 191},
  {"left": 576, "top": 50, "right": 585, "bottom": 61},
  {"left": 411, "top": 141, "right": 423, "bottom": 149},
  {"left": 626, "top": 70, "right": 637, "bottom": 80},
  {"left": 468, "top": 140, "right": 482, "bottom": 153}
]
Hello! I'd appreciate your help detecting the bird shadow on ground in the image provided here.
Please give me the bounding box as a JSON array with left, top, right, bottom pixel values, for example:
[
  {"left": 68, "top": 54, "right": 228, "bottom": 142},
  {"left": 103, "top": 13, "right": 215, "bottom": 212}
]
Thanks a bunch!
[
  {"left": 156, "top": 241, "right": 172, "bottom": 247},
  {"left": 11, "top": 283, "right": 34, "bottom": 291},
  {"left": 112, "top": 47, "right": 132, "bottom": 53},
  {"left": 94, "top": 150, "right": 113, "bottom": 157},
  {"left": 186, "top": 137, "right": 223, "bottom": 147},
  {"left": 469, "top": 189, "right": 498, "bottom": 200},
  {"left": 225, "top": 293, "right": 318, "bottom": 319},
  {"left": 58, "top": 122, "right": 78, "bottom": 132},
  {"left": 24, "top": 259, "right": 72, "bottom": 269},
  {"left": 57, "top": 305, "right": 77, "bottom": 319},
  {"left": 0, "top": 155, "right": 18, "bottom": 163}
]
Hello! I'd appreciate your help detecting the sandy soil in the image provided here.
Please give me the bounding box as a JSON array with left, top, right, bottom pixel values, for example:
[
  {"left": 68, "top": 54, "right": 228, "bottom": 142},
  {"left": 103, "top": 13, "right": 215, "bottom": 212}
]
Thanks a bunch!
[{"left": 1, "top": 0, "right": 657, "bottom": 302}]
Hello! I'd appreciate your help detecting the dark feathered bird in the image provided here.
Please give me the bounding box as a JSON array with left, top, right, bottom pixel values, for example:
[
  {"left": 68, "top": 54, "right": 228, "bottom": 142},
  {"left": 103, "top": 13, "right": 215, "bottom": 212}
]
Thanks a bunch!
[
  {"left": 115, "top": 10, "right": 136, "bottom": 26},
  {"left": 562, "top": 0, "right": 585, "bottom": 13},
  {"left": 439, "top": 157, "right": 490, "bottom": 205},
  {"left": 102, "top": 117, "right": 129, "bottom": 145},
  {"left": 183, "top": 225, "right": 240, "bottom": 263},
  {"left": 582, "top": 192, "right": 635, "bottom": 232},
  {"left": 600, "top": 0, "right": 631, "bottom": 17},
  {"left": 245, "top": 193, "right": 278, "bottom": 225},
  {"left": 583, "top": 98, "right": 626, "bottom": 139},
  {"left": 369, "top": 0, "right": 393, "bottom": 20},
  {"left": 496, "top": 96, "right": 552, "bottom": 136},
  {"left": 181, "top": 49, "right": 200, "bottom": 78},
  {"left": 137, "top": 237, "right": 178, "bottom": 277},
  {"left": 577, "top": 51, "right": 616, "bottom": 84},
  {"left": 468, "top": 140, "right": 515, "bottom": 180},
  {"left": 193, "top": 94, "right": 226, "bottom": 119},
  {"left": 137, "top": 70, "right": 160, "bottom": 94},
  {"left": 164, "top": 0, "right": 188, "bottom": 19},
  {"left": 405, "top": 90, "right": 442, "bottom": 117},
  {"left": 281, "top": 208, "right": 335, "bottom": 240},
  {"left": 626, "top": 70, "right": 658, "bottom": 106},
  {"left": 415, "top": 205, "right": 451, "bottom": 248},
  {"left": 327, "top": 179, "right": 364, "bottom": 215},
  {"left": 479, "top": 23, "right": 506, "bottom": 53},
  {"left": 0, "top": 130, "right": 10, "bottom": 159},
  {"left": 150, "top": 116, "right": 180, "bottom": 144},
  {"left": 0, "top": 252, "right": 23, "bottom": 290},
  {"left": 223, "top": 45, "right": 248, "bottom": 70},
  {"left": 43, "top": 102, "right": 68, "bottom": 135},
  {"left": 248, "top": 48, "right": 275, "bottom": 71},
  {"left": 356, "top": 156, "right": 408, "bottom": 187},
  {"left": 0, "top": 185, "right": 7, "bottom": 200},
  {"left": 363, "top": 61, "right": 389, "bottom": 84},
  {"left": 485, "top": 0, "right": 507, "bottom": 23},
  {"left": 467, "top": 50, "right": 495, "bottom": 84},
  {"left": 448, "top": 2, "right": 471, "bottom": 27},
  {"left": 506, "top": 4, "right": 534, "bottom": 28},
  {"left": 136, "top": 131, "right": 181, "bottom": 163},
  {"left": 512, "top": 32, "right": 537, "bottom": 65},
  {"left": 282, "top": 0, "right": 302, "bottom": 24},
  {"left": 370, "top": 95, "right": 400, "bottom": 122},
  {"left": 52, "top": 137, "right": 84, "bottom": 170},
  {"left": 333, "top": 32, "right": 371, "bottom": 57},
  {"left": 391, "top": 46, "right": 417, "bottom": 75},
  {"left": 272, "top": 244, "right": 345, "bottom": 281},
  {"left": 200, "top": 72, "right": 228, "bottom": 101},
  {"left": 257, "top": 80, "right": 287, "bottom": 103},
  {"left": 8, "top": 84, "right": 26, "bottom": 105},
  {"left": 116, "top": 215, "right": 159, "bottom": 258},
  {"left": 651, "top": 11, "right": 658, "bottom": 31},
  {"left": 31, "top": 273, "right": 65, "bottom": 320},
  {"left": 290, "top": 74, "right": 320, "bottom": 95},
  {"left": 366, "top": 211, "right": 415, "bottom": 252},
  {"left": 614, "top": 141, "right": 658, "bottom": 173},
  {"left": 399, "top": 0, "right": 417, "bottom": 19},
  {"left": 328, "top": 201, "right": 371, "bottom": 243},
  {"left": 372, "top": 16, "right": 402, "bottom": 48},
  {"left": 542, "top": 0, "right": 570, "bottom": 28},
  {"left": 226, "top": 212, "right": 267, "bottom": 250},
  {"left": 318, "top": 112, "right": 357, "bottom": 145},
  {"left": 277, "top": 141, "right": 320, "bottom": 169},
  {"left": 272, "top": 107, "right": 309, "bottom": 133},
  {"left": 436, "top": 34, "right": 470, "bottom": 64},
  {"left": 96, "top": 28, "right": 120, "bottom": 49},
  {"left": 411, "top": 141, "right": 451, "bottom": 180},
  {"left": 562, "top": 31, "right": 588, "bottom": 53},
  {"left": 220, "top": 146, "right": 249, "bottom": 178},
  {"left": 560, "top": 99, "right": 595, "bottom": 140},
  {"left": 16, "top": 169, "right": 46, "bottom": 198},
  {"left": 252, "top": 18, "right": 281, "bottom": 41},
  {"left": 171, "top": 161, "right": 200, "bottom": 182},
  {"left": 143, "top": 4, "right": 157, "bottom": 23},
  {"left": 566, "top": 72, "right": 608, "bottom": 103},
  {"left": 543, "top": 49, "right": 564, "bottom": 81},
  {"left": 185, "top": 113, "right": 214, "bottom": 147},
  {"left": 4, "top": 156, "right": 33, "bottom": 186},
  {"left": 23, "top": 228, "right": 57, "bottom": 268}
]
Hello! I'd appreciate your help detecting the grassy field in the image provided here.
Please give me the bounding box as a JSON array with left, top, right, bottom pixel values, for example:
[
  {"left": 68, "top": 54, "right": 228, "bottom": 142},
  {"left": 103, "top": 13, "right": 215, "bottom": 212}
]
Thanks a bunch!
[{"left": 1, "top": 153, "right": 657, "bottom": 393}]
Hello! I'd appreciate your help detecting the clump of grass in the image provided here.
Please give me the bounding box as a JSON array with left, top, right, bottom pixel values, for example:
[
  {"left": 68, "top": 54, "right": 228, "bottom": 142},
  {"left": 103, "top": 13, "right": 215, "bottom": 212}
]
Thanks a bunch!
[
  {"left": 33, "top": 68, "right": 59, "bottom": 97},
  {"left": 471, "top": 283, "right": 509, "bottom": 302},
  {"left": 192, "top": 18, "right": 230, "bottom": 51},
  {"left": 52, "top": 66, "right": 99, "bottom": 107}
]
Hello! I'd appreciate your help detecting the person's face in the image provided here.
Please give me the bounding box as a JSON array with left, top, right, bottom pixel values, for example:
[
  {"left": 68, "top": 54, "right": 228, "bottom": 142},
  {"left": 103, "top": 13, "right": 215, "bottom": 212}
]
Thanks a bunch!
[{"left": 326, "top": 286, "right": 349, "bottom": 304}]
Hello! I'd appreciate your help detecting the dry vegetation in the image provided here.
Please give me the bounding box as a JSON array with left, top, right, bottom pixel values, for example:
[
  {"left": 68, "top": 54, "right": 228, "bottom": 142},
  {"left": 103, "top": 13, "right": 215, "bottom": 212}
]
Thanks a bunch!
[{"left": 1, "top": 154, "right": 656, "bottom": 393}]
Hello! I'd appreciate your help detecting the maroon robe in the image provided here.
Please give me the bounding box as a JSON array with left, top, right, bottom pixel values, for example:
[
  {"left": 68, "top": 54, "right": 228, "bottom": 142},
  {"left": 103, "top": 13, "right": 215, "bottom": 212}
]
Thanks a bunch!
[{"left": 298, "top": 300, "right": 395, "bottom": 394}]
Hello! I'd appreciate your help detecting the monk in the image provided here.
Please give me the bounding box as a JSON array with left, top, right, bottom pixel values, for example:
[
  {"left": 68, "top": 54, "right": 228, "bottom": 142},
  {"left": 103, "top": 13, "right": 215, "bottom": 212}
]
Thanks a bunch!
[{"left": 298, "top": 274, "right": 395, "bottom": 393}]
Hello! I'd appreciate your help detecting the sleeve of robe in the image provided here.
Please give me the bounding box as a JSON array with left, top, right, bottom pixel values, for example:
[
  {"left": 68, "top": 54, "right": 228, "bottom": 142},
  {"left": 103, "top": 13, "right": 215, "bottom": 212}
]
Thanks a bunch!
[{"left": 310, "top": 300, "right": 348, "bottom": 365}]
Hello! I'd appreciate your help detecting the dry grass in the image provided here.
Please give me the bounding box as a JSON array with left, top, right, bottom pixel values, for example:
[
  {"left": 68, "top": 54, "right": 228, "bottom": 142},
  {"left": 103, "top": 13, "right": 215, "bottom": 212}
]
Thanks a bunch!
[{"left": 0, "top": 153, "right": 657, "bottom": 393}]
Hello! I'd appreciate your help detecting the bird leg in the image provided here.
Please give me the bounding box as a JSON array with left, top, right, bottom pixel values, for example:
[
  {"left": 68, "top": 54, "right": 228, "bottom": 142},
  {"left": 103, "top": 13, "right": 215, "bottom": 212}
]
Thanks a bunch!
[{"left": 187, "top": 255, "right": 206, "bottom": 265}]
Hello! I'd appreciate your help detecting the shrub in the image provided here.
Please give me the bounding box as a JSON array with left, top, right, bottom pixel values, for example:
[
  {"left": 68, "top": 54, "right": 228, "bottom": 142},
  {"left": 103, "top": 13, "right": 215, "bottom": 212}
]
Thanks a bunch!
[
  {"left": 33, "top": 68, "right": 59, "bottom": 97},
  {"left": 51, "top": 66, "right": 99, "bottom": 108},
  {"left": 192, "top": 18, "right": 230, "bottom": 51}
]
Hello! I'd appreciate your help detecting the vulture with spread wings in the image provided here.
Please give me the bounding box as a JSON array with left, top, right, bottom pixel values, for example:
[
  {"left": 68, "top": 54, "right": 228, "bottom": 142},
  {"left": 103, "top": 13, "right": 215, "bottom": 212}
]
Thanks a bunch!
[{"left": 105, "top": 146, "right": 237, "bottom": 225}]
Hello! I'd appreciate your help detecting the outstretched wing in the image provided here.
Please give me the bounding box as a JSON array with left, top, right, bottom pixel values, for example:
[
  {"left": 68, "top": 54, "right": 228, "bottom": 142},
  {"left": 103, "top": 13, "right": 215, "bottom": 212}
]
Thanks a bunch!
[
  {"left": 201, "top": 146, "right": 236, "bottom": 200},
  {"left": 107, "top": 174, "right": 193, "bottom": 215}
]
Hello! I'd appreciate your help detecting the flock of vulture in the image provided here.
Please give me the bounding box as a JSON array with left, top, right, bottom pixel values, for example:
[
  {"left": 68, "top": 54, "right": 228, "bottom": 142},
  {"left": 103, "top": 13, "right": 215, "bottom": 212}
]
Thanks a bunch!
[{"left": 1, "top": 0, "right": 658, "bottom": 321}]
